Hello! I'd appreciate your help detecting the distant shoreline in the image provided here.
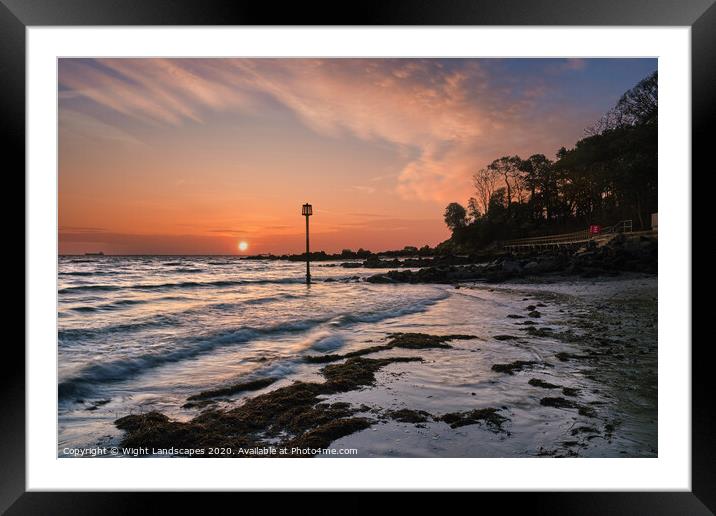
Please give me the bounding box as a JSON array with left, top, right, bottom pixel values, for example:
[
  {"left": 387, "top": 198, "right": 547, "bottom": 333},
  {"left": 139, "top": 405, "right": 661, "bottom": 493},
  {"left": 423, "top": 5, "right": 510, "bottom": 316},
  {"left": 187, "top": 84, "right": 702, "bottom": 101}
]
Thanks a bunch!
[{"left": 59, "top": 233, "right": 657, "bottom": 286}]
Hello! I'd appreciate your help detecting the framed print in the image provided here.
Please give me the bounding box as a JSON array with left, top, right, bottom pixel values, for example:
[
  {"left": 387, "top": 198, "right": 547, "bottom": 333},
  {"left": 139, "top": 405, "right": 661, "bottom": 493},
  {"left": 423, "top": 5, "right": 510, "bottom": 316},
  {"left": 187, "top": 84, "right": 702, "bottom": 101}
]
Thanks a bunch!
[{"left": 5, "top": 0, "right": 712, "bottom": 512}]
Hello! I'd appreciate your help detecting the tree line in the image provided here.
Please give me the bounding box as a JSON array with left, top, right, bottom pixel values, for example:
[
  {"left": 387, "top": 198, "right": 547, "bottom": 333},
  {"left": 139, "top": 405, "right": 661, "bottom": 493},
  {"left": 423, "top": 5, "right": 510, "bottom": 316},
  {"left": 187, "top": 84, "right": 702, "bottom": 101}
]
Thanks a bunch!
[{"left": 441, "top": 71, "right": 657, "bottom": 252}]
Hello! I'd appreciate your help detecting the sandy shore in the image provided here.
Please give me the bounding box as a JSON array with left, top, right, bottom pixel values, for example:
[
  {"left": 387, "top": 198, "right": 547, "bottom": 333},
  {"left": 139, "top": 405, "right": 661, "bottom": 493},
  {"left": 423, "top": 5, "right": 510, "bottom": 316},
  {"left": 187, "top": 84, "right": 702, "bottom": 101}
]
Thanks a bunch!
[
  {"left": 319, "top": 273, "right": 657, "bottom": 457},
  {"left": 111, "top": 274, "right": 657, "bottom": 458}
]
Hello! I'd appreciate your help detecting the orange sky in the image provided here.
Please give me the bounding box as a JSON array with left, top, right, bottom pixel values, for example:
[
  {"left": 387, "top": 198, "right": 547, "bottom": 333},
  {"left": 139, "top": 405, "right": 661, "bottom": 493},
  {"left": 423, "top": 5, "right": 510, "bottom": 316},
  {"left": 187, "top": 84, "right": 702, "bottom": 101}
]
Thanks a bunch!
[{"left": 58, "top": 58, "right": 657, "bottom": 255}]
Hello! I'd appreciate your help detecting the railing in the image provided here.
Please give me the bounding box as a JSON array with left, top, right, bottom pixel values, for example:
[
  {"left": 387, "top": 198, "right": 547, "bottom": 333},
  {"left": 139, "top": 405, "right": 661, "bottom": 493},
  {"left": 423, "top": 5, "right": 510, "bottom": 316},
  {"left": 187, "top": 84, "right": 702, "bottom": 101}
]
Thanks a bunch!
[
  {"left": 599, "top": 219, "right": 633, "bottom": 236},
  {"left": 500, "top": 220, "right": 633, "bottom": 250},
  {"left": 501, "top": 229, "right": 590, "bottom": 249}
]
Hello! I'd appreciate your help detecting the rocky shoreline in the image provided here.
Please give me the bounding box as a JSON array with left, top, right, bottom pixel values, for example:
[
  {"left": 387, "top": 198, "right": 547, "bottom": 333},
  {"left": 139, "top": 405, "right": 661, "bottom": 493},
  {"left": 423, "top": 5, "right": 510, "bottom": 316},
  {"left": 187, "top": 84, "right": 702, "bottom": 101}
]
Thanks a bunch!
[
  {"left": 113, "top": 333, "right": 511, "bottom": 456},
  {"left": 110, "top": 274, "right": 657, "bottom": 458},
  {"left": 365, "top": 233, "right": 657, "bottom": 284}
]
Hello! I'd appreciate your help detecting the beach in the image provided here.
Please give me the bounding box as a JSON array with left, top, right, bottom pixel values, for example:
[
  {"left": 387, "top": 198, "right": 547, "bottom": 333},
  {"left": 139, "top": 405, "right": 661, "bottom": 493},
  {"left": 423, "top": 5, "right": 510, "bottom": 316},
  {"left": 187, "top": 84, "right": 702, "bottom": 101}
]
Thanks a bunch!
[
  {"left": 55, "top": 57, "right": 661, "bottom": 461},
  {"left": 58, "top": 256, "right": 656, "bottom": 458}
]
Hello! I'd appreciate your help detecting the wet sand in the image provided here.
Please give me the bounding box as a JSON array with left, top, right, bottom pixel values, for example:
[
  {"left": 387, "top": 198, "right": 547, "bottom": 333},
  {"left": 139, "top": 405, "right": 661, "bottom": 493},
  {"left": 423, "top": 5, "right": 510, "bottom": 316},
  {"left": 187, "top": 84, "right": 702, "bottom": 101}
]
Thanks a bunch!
[{"left": 112, "top": 274, "right": 657, "bottom": 458}]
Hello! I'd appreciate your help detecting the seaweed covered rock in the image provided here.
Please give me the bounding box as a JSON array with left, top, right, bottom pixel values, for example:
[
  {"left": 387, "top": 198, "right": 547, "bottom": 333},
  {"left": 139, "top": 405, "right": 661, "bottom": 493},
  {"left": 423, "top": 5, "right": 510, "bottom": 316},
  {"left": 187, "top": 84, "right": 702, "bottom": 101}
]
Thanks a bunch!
[
  {"left": 439, "top": 408, "right": 509, "bottom": 431},
  {"left": 114, "top": 355, "right": 425, "bottom": 455}
]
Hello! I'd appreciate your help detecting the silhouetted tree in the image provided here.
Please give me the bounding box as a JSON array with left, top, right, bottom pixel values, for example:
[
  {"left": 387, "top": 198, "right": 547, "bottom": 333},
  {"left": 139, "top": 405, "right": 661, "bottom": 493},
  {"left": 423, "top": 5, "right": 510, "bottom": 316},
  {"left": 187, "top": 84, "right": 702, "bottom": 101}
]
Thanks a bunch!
[
  {"left": 472, "top": 167, "right": 499, "bottom": 215},
  {"left": 467, "top": 197, "right": 481, "bottom": 222},
  {"left": 488, "top": 156, "right": 523, "bottom": 211},
  {"left": 586, "top": 71, "right": 657, "bottom": 135},
  {"left": 443, "top": 202, "right": 468, "bottom": 231},
  {"left": 519, "top": 154, "right": 554, "bottom": 222},
  {"left": 442, "top": 69, "right": 657, "bottom": 251}
]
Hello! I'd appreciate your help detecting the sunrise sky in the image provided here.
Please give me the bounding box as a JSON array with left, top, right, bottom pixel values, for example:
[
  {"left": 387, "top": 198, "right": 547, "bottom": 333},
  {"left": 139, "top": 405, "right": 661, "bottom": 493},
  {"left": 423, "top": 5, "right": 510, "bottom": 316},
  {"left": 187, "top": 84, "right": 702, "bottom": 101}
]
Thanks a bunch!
[{"left": 58, "top": 58, "right": 657, "bottom": 255}]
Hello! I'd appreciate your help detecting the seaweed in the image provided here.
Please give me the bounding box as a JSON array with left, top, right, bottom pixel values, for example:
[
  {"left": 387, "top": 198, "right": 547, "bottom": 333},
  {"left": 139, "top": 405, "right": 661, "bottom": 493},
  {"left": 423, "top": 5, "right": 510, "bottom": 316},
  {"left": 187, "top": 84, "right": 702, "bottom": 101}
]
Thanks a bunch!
[
  {"left": 439, "top": 408, "right": 508, "bottom": 432},
  {"left": 540, "top": 397, "right": 579, "bottom": 409},
  {"left": 524, "top": 326, "right": 554, "bottom": 337},
  {"left": 555, "top": 352, "right": 591, "bottom": 362},
  {"left": 186, "top": 377, "right": 278, "bottom": 401},
  {"left": 303, "top": 345, "right": 392, "bottom": 363},
  {"left": 85, "top": 399, "right": 111, "bottom": 411},
  {"left": 388, "top": 408, "right": 431, "bottom": 423},
  {"left": 321, "top": 356, "right": 421, "bottom": 391},
  {"left": 491, "top": 360, "right": 538, "bottom": 375},
  {"left": 540, "top": 397, "right": 597, "bottom": 418},
  {"left": 578, "top": 406, "right": 597, "bottom": 418},
  {"left": 562, "top": 387, "right": 580, "bottom": 397},
  {"left": 304, "top": 332, "right": 476, "bottom": 364},
  {"left": 284, "top": 418, "right": 373, "bottom": 453},
  {"left": 528, "top": 378, "right": 560, "bottom": 389},
  {"left": 115, "top": 355, "right": 423, "bottom": 454},
  {"left": 571, "top": 426, "right": 599, "bottom": 436},
  {"left": 386, "top": 332, "right": 476, "bottom": 349}
]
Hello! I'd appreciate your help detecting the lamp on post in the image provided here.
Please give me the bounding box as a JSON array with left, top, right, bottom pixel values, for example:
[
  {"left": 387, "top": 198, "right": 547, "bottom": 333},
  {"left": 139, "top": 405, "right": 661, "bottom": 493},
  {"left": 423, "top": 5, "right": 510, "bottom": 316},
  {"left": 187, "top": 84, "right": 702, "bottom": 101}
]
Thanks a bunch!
[{"left": 302, "top": 203, "right": 313, "bottom": 284}]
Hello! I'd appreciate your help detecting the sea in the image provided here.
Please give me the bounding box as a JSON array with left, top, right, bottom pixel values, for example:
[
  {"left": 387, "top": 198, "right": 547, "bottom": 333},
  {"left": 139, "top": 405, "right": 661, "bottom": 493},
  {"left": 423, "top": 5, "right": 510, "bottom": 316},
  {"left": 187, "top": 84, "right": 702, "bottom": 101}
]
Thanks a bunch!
[{"left": 57, "top": 255, "right": 657, "bottom": 458}]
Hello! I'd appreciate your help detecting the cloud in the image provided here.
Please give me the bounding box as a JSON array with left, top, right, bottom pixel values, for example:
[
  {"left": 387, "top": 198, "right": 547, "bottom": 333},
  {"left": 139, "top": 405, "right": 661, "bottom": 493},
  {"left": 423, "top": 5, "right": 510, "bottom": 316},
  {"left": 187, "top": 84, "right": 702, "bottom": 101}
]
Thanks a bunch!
[
  {"left": 564, "top": 58, "right": 587, "bottom": 71},
  {"left": 59, "top": 108, "right": 147, "bottom": 147},
  {"left": 349, "top": 185, "right": 376, "bottom": 194},
  {"left": 58, "top": 58, "right": 596, "bottom": 204},
  {"left": 207, "top": 228, "right": 247, "bottom": 235},
  {"left": 59, "top": 226, "right": 108, "bottom": 233}
]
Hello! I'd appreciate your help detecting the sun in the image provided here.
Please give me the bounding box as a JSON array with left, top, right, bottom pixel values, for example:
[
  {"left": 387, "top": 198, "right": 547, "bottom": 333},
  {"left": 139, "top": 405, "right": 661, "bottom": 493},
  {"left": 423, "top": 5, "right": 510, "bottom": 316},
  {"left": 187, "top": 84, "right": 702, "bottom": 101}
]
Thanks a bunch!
[{"left": 238, "top": 241, "right": 249, "bottom": 252}]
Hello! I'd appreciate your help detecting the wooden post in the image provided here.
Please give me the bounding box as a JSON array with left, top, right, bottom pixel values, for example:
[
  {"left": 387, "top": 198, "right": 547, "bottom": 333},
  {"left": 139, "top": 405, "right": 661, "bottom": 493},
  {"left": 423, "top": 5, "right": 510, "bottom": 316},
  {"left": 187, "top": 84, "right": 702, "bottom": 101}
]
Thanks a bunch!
[
  {"left": 302, "top": 203, "right": 313, "bottom": 284},
  {"left": 305, "top": 213, "right": 311, "bottom": 284}
]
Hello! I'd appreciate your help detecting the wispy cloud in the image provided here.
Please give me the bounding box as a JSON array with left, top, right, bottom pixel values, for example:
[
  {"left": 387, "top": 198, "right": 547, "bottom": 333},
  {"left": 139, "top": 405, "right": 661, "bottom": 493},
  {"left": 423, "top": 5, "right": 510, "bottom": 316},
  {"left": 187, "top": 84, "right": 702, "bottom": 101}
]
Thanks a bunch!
[
  {"left": 59, "top": 58, "right": 645, "bottom": 207},
  {"left": 59, "top": 108, "right": 147, "bottom": 147},
  {"left": 349, "top": 185, "right": 376, "bottom": 194},
  {"left": 564, "top": 58, "right": 587, "bottom": 71},
  {"left": 59, "top": 226, "right": 108, "bottom": 233}
]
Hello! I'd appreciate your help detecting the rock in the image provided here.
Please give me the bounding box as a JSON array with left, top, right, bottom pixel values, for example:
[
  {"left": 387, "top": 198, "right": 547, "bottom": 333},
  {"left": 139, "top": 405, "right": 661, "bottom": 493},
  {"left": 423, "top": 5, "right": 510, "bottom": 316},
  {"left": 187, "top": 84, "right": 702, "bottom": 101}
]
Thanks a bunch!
[
  {"left": 501, "top": 260, "right": 522, "bottom": 274},
  {"left": 540, "top": 397, "right": 578, "bottom": 409},
  {"left": 523, "top": 261, "right": 540, "bottom": 272}
]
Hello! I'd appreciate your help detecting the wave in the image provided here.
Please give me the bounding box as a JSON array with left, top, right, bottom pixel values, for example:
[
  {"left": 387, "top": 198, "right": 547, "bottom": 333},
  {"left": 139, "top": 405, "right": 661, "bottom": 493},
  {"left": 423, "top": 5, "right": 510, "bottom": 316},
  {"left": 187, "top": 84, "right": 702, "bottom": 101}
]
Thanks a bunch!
[
  {"left": 58, "top": 277, "right": 306, "bottom": 294},
  {"left": 59, "top": 313, "right": 178, "bottom": 340},
  {"left": 57, "top": 289, "right": 448, "bottom": 400},
  {"left": 59, "top": 271, "right": 117, "bottom": 277},
  {"left": 64, "top": 296, "right": 194, "bottom": 314},
  {"left": 58, "top": 320, "right": 320, "bottom": 400},
  {"left": 328, "top": 290, "right": 449, "bottom": 326},
  {"left": 306, "top": 332, "right": 347, "bottom": 352},
  {"left": 60, "top": 293, "right": 305, "bottom": 338}
]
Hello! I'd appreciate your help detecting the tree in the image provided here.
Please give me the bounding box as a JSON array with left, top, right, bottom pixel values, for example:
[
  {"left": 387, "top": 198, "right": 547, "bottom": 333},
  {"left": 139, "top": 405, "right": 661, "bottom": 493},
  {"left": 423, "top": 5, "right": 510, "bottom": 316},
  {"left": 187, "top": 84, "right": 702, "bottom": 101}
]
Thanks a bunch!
[
  {"left": 443, "top": 202, "right": 468, "bottom": 231},
  {"left": 519, "top": 154, "right": 554, "bottom": 222},
  {"left": 466, "top": 197, "right": 481, "bottom": 222},
  {"left": 440, "top": 69, "right": 657, "bottom": 252},
  {"left": 586, "top": 71, "right": 657, "bottom": 135},
  {"left": 616, "top": 71, "right": 657, "bottom": 126},
  {"left": 487, "top": 188, "right": 508, "bottom": 220},
  {"left": 487, "top": 156, "right": 523, "bottom": 210},
  {"left": 472, "top": 167, "right": 499, "bottom": 215}
]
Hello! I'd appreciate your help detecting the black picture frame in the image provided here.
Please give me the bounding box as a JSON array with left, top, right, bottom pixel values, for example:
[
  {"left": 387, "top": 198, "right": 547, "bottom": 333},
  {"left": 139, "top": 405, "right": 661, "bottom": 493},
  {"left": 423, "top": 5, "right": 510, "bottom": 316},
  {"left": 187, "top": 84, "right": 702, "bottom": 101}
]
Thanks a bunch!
[{"left": 4, "top": 0, "right": 711, "bottom": 512}]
